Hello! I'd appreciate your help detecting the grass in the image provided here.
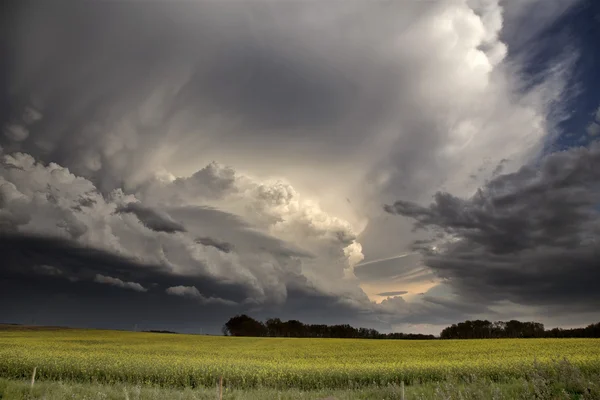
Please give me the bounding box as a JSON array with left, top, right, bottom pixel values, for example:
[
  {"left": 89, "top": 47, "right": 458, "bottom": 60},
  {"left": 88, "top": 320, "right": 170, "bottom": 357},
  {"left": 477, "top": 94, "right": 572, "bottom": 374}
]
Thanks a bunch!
[
  {"left": 1, "top": 325, "right": 600, "bottom": 398},
  {"left": 2, "top": 365, "right": 600, "bottom": 400}
]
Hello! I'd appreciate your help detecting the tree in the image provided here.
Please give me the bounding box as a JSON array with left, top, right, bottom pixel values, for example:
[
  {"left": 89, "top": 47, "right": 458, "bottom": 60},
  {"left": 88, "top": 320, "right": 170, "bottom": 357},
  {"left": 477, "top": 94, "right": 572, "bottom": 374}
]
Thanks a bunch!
[
  {"left": 224, "top": 314, "right": 267, "bottom": 337},
  {"left": 440, "top": 319, "right": 599, "bottom": 339},
  {"left": 265, "top": 318, "right": 283, "bottom": 337}
]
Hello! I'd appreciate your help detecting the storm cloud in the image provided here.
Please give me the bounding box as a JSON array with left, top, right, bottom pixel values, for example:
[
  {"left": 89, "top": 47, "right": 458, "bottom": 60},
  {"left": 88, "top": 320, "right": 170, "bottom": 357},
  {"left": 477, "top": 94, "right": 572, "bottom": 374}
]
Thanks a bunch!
[
  {"left": 386, "top": 143, "right": 600, "bottom": 311},
  {"left": 117, "top": 202, "right": 185, "bottom": 233},
  {"left": 195, "top": 237, "right": 234, "bottom": 254},
  {"left": 1, "top": 0, "right": 592, "bottom": 334}
]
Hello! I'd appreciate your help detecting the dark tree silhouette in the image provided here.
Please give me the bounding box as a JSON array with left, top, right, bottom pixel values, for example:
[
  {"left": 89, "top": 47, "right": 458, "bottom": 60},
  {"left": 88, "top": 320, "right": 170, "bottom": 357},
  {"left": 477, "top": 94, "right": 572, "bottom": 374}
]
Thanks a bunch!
[
  {"left": 440, "top": 319, "right": 598, "bottom": 339},
  {"left": 223, "top": 315, "right": 435, "bottom": 339},
  {"left": 223, "top": 315, "right": 600, "bottom": 339},
  {"left": 223, "top": 314, "right": 268, "bottom": 337}
]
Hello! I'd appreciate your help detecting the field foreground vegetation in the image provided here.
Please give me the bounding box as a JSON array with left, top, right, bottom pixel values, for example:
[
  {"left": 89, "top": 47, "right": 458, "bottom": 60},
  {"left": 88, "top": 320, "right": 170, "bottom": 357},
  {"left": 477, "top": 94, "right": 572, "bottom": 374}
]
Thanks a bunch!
[
  {"left": 1, "top": 326, "right": 600, "bottom": 396},
  {"left": 3, "top": 372, "right": 600, "bottom": 400}
]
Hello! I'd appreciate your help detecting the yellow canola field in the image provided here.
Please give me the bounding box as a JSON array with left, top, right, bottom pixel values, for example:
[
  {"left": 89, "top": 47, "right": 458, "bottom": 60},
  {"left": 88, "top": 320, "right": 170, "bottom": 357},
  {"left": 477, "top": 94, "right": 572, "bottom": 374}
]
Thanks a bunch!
[{"left": 1, "top": 327, "right": 599, "bottom": 389}]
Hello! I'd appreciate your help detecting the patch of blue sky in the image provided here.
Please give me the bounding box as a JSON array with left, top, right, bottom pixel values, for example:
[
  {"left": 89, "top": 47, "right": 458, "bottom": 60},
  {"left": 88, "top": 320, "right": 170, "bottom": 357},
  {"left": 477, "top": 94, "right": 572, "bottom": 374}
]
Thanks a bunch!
[{"left": 503, "top": 0, "right": 599, "bottom": 155}]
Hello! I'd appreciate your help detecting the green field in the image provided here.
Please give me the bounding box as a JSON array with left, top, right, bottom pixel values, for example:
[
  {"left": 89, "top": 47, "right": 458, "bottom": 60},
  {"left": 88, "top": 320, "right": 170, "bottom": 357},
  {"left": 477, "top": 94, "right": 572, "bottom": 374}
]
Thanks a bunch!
[{"left": 1, "top": 325, "right": 599, "bottom": 392}]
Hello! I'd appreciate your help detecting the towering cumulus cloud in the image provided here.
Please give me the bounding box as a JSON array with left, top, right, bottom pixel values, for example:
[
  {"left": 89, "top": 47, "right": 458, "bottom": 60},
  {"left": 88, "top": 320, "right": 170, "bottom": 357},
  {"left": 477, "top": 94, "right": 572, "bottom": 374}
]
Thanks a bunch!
[{"left": 1, "top": 0, "right": 587, "bottom": 333}]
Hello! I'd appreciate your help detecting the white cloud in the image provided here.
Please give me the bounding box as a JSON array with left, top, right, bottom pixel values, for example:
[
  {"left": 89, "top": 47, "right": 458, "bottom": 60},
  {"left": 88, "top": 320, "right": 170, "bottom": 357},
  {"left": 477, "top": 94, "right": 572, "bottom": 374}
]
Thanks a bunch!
[
  {"left": 138, "top": 164, "right": 367, "bottom": 300},
  {"left": 94, "top": 274, "right": 147, "bottom": 292},
  {"left": 0, "top": 151, "right": 366, "bottom": 307}
]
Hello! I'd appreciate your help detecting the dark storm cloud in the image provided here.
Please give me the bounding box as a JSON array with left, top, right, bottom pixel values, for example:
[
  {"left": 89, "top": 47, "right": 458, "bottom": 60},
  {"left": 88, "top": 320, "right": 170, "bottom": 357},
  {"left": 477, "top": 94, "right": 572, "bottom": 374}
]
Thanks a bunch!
[
  {"left": 3, "top": 1, "right": 235, "bottom": 190},
  {"left": 385, "top": 143, "right": 600, "bottom": 310},
  {"left": 1, "top": 0, "right": 372, "bottom": 188},
  {"left": 0, "top": 232, "right": 247, "bottom": 303},
  {"left": 0, "top": 274, "right": 236, "bottom": 334},
  {"left": 0, "top": 271, "right": 391, "bottom": 334},
  {"left": 376, "top": 291, "right": 407, "bottom": 297},
  {"left": 117, "top": 202, "right": 185, "bottom": 233},
  {"left": 0, "top": 232, "right": 388, "bottom": 333}
]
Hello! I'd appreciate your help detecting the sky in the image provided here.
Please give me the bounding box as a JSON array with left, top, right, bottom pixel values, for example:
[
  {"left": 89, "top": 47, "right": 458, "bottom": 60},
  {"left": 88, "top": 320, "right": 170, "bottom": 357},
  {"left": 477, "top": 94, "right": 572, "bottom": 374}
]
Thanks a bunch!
[{"left": 1, "top": 0, "right": 599, "bottom": 336}]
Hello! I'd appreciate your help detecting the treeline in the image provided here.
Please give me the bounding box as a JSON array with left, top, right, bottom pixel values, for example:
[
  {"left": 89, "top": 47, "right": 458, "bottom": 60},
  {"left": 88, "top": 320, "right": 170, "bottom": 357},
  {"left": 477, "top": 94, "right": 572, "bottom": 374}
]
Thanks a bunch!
[
  {"left": 440, "top": 320, "right": 600, "bottom": 339},
  {"left": 222, "top": 315, "right": 435, "bottom": 339},
  {"left": 222, "top": 315, "right": 600, "bottom": 339}
]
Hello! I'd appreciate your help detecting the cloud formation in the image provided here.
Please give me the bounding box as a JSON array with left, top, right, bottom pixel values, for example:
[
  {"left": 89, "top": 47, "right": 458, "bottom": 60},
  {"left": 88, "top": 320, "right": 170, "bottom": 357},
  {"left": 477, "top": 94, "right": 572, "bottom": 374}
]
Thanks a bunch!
[
  {"left": 3, "top": 0, "right": 569, "bottom": 209},
  {"left": 195, "top": 237, "right": 233, "bottom": 254},
  {"left": 94, "top": 274, "right": 147, "bottom": 292},
  {"left": 0, "top": 150, "right": 366, "bottom": 309},
  {"left": 376, "top": 291, "right": 408, "bottom": 297},
  {"left": 587, "top": 106, "right": 600, "bottom": 137},
  {"left": 1, "top": 0, "right": 588, "bottom": 332},
  {"left": 165, "top": 285, "right": 235, "bottom": 305},
  {"left": 386, "top": 142, "right": 600, "bottom": 312},
  {"left": 117, "top": 202, "right": 186, "bottom": 233}
]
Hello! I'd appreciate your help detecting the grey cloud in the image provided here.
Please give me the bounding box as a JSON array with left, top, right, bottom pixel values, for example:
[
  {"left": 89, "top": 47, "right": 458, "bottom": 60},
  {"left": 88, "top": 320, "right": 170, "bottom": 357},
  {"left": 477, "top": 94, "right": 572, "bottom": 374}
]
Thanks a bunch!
[
  {"left": 1, "top": 0, "right": 585, "bottom": 332},
  {"left": 76, "top": 196, "right": 96, "bottom": 209},
  {"left": 376, "top": 291, "right": 407, "bottom": 297},
  {"left": 0, "top": 232, "right": 389, "bottom": 333},
  {"left": 0, "top": 233, "right": 249, "bottom": 303},
  {"left": 117, "top": 202, "right": 185, "bottom": 233},
  {"left": 195, "top": 237, "right": 233, "bottom": 253},
  {"left": 22, "top": 107, "right": 43, "bottom": 125},
  {"left": 354, "top": 253, "right": 432, "bottom": 283},
  {"left": 94, "top": 274, "right": 147, "bottom": 292},
  {"left": 174, "top": 41, "right": 357, "bottom": 132},
  {"left": 420, "top": 295, "right": 492, "bottom": 316},
  {"left": 375, "top": 286, "right": 493, "bottom": 327},
  {"left": 3, "top": 1, "right": 370, "bottom": 185},
  {"left": 164, "top": 206, "right": 314, "bottom": 260},
  {"left": 165, "top": 285, "right": 235, "bottom": 305},
  {"left": 398, "top": 296, "right": 494, "bottom": 326},
  {"left": 2, "top": 0, "right": 529, "bottom": 200},
  {"left": 3, "top": 124, "right": 29, "bottom": 142},
  {"left": 385, "top": 143, "right": 600, "bottom": 311},
  {"left": 165, "top": 285, "right": 202, "bottom": 298},
  {"left": 33, "top": 264, "right": 63, "bottom": 276}
]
